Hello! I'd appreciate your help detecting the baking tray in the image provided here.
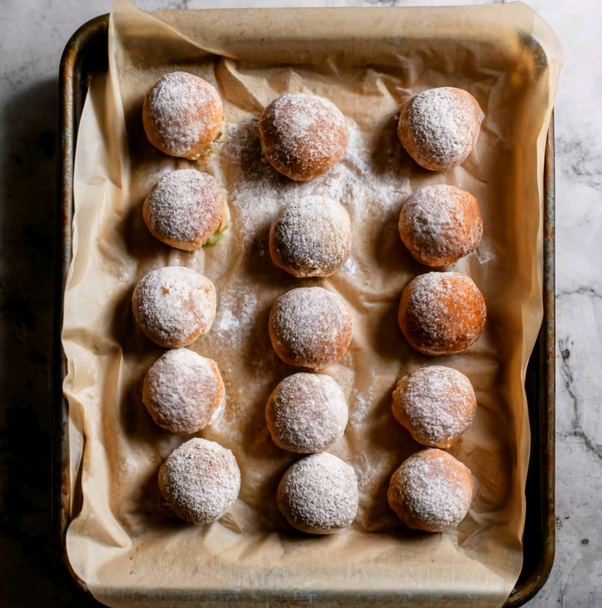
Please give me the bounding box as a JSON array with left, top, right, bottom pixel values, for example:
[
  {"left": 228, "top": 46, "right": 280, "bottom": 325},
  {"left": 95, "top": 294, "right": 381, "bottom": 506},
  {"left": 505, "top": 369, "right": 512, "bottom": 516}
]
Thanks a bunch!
[{"left": 53, "top": 12, "right": 556, "bottom": 608}]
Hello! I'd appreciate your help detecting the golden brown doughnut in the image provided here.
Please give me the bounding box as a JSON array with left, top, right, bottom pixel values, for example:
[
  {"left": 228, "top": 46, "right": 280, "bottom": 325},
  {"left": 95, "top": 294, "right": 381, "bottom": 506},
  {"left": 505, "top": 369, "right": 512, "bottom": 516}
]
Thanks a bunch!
[
  {"left": 143, "top": 348, "right": 225, "bottom": 434},
  {"left": 143, "top": 170, "right": 225, "bottom": 251},
  {"left": 397, "top": 87, "right": 484, "bottom": 172},
  {"left": 159, "top": 438, "right": 240, "bottom": 524},
  {"left": 277, "top": 452, "right": 358, "bottom": 534},
  {"left": 398, "top": 272, "right": 486, "bottom": 356},
  {"left": 269, "top": 287, "right": 353, "bottom": 371},
  {"left": 392, "top": 366, "right": 477, "bottom": 448},
  {"left": 266, "top": 373, "right": 348, "bottom": 453},
  {"left": 398, "top": 185, "right": 483, "bottom": 267},
  {"left": 269, "top": 195, "right": 352, "bottom": 278},
  {"left": 132, "top": 266, "right": 217, "bottom": 348},
  {"left": 258, "top": 93, "right": 348, "bottom": 181},
  {"left": 143, "top": 71, "right": 223, "bottom": 160},
  {"left": 387, "top": 448, "right": 473, "bottom": 532}
]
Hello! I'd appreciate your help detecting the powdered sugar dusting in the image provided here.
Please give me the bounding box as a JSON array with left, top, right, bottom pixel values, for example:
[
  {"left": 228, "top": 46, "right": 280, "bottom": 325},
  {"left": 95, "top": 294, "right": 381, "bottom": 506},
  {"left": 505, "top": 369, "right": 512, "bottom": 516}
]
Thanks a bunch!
[
  {"left": 270, "top": 195, "right": 351, "bottom": 277},
  {"left": 399, "top": 87, "right": 483, "bottom": 171},
  {"left": 159, "top": 438, "right": 241, "bottom": 524},
  {"left": 144, "top": 169, "right": 222, "bottom": 249},
  {"left": 132, "top": 266, "right": 216, "bottom": 348},
  {"left": 278, "top": 452, "right": 358, "bottom": 533},
  {"left": 143, "top": 348, "right": 225, "bottom": 434},
  {"left": 399, "top": 184, "right": 483, "bottom": 266},
  {"left": 145, "top": 71, "right": 223, "bottom": 158},
  {"left": 266, "top": 373, "right": 348, "bottom": 453},
  {"left": 392, "top": 366, "right": 476, "bottom": 448},
  {"left": 269, "top": 287, "right": 353, "bottom": 370}
]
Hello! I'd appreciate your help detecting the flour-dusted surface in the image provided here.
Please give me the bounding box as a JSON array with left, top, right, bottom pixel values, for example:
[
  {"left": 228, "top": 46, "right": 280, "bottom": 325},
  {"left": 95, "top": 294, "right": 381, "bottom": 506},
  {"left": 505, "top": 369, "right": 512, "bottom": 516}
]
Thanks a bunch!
[{"left": 62, "top": 3, "right": 560, "bottom": 606}]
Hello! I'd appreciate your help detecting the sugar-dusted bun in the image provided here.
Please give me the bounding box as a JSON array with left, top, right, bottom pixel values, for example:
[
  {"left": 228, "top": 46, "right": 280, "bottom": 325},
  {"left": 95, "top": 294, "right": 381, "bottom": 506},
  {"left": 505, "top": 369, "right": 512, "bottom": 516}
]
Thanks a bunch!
[
  {"left": 277, "top": 452, "right": 358, "bottom": 534},
  {"left": 159, "top": 438, "right": 240, "bottom": 524},
  {"left": 392, "top": 366, "right": 476, "bottom": 448},
  {"left": 398, "top": 272, "right": 486, "bottom": 356},
  {"left": 269, "top": 287, "right": 353, "bottom": 371},
  {"left": 398, "top": 185, "right": 483, "bottom": 267},
  {"left": 132, "top": 266, "right": 216, "bottom": 348},
  {"left": 143, "top": 71, "right": 223, "bottom": 160},
  {"left": 269, "top": 195, "right": 352, "bottom": 278},
  {"left": 143, "top": 170, "right": 225, "bottom": 251},
  {"left": 258, "top": 93, "right": 348, "bottom": 181},
  {"left": 397, "top": 87, "right": 484, "bottom": 172},
  {"left": 143, "top": 348, "right": 225, "bottom": 434},
  {"left": 266, "top": 373, "right": 348, "bottom": 453},
  {"left": 388, "top": 448, "right": 473, "bottom": 532}
]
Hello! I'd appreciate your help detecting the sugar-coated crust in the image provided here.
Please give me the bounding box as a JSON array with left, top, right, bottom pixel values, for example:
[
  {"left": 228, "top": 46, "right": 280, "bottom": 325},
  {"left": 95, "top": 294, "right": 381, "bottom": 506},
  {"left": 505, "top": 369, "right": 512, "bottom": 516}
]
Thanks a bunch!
[
  {"left": 269, "top": 287, "right": 353, "bottom": 371},
  {"left": 397, "top": 87, "right": 484, "bottom": 172},
  {"left": 387, "top": 448, "right": 473, "bottom": 532},
  {"left": 258, "top": 93, "right": 348, "bottom": 181},
  {"left": 398, "top": 185, "right": 483, "bottom": 267},
  {"left": 143, "top": 71, "right": 223, "bottom": 160},
  {"left": 398, "top": 272, "right": 486, "bottom": 356}
]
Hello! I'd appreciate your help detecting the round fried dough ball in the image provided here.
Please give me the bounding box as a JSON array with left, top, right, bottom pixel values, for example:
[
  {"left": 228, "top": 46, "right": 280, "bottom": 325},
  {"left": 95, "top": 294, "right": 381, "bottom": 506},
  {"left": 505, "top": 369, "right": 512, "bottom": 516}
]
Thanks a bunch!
[
  {"left": 387, "top": 448, "right": 473, "bottom": 532},
  {"left": 266, "top": 373, "right": 348, "bottom": 453},
  {"left": 143, "top": 71, "right": 223, "bottom": 160},
  {"left": 398, "top": 272, "right": 486, "bottom": 356},
  {"left": 143, "top": 348, "right": 225, "bottom": 434},
  {"left": 269, "top": 287, "right": 353, "bottom": 371},
  {"left": 397, "top": 87, "right": 484, "bottom": 171},
  {"left": 132, "top": 266, "right": 217, "bottom": 348},
  {"left": 143, "top": 170, "right": 224, "bottom": 251},
  {"left": 392, "top": 366, "right": 476, "bottom": 448},
  {"left": 398, "top": 185, "right": 483, "bottom": 267},
  {"left": 277, "top": 452, "right": 358, "bottom": 534},
  {"left": 159, "top": 438, "right": 240, "bottom": 524},
  {"left": 269, "top": 195, "right": 352, "bottom": 278},
  {"left": 258, "top": 93, "right": 348, "bottom": 181}
]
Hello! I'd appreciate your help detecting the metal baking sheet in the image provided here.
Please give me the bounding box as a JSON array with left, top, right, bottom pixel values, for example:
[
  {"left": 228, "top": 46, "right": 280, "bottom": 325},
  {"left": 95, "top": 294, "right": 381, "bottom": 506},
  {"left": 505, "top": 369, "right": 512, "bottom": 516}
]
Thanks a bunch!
[{"left": 54, "top": 12, "right": 555, "bottom": 607}]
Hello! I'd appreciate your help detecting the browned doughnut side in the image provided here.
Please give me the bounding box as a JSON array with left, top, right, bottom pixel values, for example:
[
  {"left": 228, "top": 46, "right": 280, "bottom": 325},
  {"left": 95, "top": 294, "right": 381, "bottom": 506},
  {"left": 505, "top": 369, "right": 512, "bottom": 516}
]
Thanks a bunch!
[
  {"left": 258, "top": 93, "right": 348, "bottom": 181},
  {"left": 269, "top": 287, "right": 353, "bottom": 370},
  {"left": 398, "top": 185, "right": 483, "bottom": 267},
  {"left": 398, "top": 272, "right": 486, "bottom": 356},
  {"left": 143, "top": 71, "right": 224, "bottom": 160},
  {"left": 387, "top": 448, "right": 473, "bottom": 532},
  {"left": 392, "top": 366, "right": 477, "bottom": 448},
  {"left": 397, "top": 87, "right": 483, "bottom": 172}
]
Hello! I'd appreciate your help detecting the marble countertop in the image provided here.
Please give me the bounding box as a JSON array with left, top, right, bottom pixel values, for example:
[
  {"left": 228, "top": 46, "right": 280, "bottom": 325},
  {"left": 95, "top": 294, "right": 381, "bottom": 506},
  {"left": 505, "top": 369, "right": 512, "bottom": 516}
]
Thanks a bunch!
[{"left": 0, "top": 1, "right": 598, "bottom": 606}]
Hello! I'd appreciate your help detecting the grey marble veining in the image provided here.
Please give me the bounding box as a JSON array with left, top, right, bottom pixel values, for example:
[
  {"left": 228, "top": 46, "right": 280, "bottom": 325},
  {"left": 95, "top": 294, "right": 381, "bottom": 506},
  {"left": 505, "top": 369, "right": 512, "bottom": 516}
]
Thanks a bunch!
[{"left": 1, "top": 1, "right": 600, "bottom": 606}]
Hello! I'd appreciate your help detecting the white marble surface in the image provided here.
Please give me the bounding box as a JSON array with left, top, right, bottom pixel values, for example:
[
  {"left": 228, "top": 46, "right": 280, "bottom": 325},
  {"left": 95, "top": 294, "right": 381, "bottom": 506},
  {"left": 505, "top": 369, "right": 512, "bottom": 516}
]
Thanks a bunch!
[{"left": 0, "top": 0, "right": 599, "bottom": 606}]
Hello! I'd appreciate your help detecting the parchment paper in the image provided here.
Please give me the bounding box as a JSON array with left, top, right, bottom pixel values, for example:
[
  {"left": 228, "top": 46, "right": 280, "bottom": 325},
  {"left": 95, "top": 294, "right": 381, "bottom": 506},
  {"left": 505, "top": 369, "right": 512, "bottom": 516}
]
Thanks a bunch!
[{"left": 62, "top": 2, "right": 561, "bottom": 606}]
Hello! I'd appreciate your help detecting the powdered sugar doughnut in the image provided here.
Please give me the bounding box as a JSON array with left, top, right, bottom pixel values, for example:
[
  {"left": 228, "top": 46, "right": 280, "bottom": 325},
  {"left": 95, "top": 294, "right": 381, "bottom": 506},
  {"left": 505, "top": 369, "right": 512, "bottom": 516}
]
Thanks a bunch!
[
  {"left": 387, "top": 448, "right": 473, "bottom": 532},
  {"left": 143, "top": 170, "right": 225, "bottom": 251},
  {"left": 398, "top": 87, "right": 484, "bottom": 172},
  {"left": 143, "top": 348, "right": 225, "bottom": 434},
  {"left": 398, "top": 185, "right": 483, "bottom": 267},
  {"left": 269, "top": 287, "right": 353, "bottom": 371},
  {"left": 277, "top": 452, "right": 358, "bottom": 534},
  {"left": 266, "top": 373, "right": 348, "bottom": 453},
  {"left": 258, "top": 93, "right": 348, "bottom": 181},
  {"left": 132, "top": 266, "right": 216, "bottom": 348},
  {"left": 269, "top": 195, "right": 352, "bottom": 278},
  {"left": 159, "top": 438, "right": 240, "bottom": 524},
  {"left": 143, "top": 72, "right": 223, "bottom": 160},
  {"left": 392, "top": 366, "right": 476, "bottom": 448},
  {"left": 398, "top": 272, "right": 486, "bottom": 356}
]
